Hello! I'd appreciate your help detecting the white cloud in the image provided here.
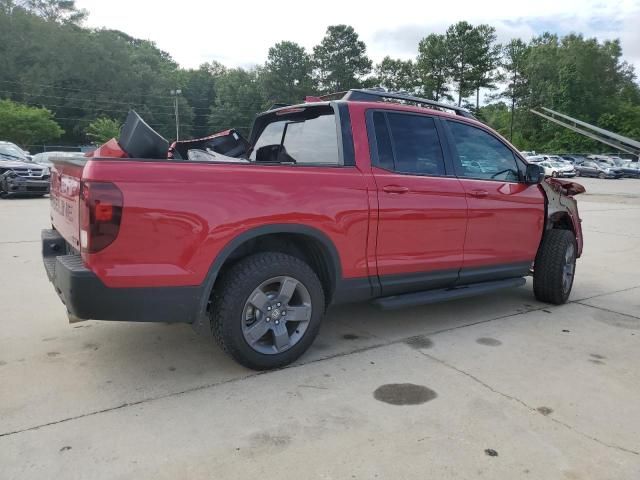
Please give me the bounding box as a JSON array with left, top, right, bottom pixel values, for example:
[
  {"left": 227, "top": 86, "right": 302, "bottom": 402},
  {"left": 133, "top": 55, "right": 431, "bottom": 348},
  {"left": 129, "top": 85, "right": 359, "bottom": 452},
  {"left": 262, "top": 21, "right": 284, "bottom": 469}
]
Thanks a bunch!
[{"left": 76, "top": 0, "right": 640, "bottom": 74}]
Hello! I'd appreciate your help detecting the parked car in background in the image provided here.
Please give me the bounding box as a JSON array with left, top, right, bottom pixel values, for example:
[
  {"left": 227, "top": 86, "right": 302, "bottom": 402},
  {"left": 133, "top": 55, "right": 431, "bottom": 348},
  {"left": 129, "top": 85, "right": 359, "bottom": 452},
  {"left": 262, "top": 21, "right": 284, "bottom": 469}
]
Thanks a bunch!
[
  {"left": 0, "top": 145, "right": 50, "bottom": 197},
  {"left": 32, "top": 151, "right": 85, "bottom": 168},
  {"left": 561, "top": 155, "right": 586, "bottom": 165},
  {"left": 539, "top": 160, "right": 576, "bottom": 178},
  {"left": 575, "top": 160, "right": 623, "bottom": 179},
  {"left": 525, "top": 155, "right": 545, "bottom": 163},
  {"left": 613, "top": 160, "right": 640, "bottom": 178},
  {"left": 0, "top": 141, "right": 31, "bottom": 162}
]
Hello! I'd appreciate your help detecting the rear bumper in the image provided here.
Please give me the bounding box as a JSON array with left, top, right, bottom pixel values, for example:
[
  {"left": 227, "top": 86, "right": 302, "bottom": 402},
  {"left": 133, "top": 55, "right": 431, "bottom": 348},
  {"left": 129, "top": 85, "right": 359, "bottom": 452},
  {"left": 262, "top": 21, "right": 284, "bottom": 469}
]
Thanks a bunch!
[{"left": 42, "top": 229, "right": 200, "bottom": 323}]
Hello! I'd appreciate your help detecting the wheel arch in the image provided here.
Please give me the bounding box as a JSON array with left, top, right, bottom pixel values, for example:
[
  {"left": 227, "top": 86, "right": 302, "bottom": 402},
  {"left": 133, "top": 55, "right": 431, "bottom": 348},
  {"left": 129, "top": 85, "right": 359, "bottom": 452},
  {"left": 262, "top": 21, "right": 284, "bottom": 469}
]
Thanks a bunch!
[{"left": 193, "top": 224, "right": 342, "bottom": 335}]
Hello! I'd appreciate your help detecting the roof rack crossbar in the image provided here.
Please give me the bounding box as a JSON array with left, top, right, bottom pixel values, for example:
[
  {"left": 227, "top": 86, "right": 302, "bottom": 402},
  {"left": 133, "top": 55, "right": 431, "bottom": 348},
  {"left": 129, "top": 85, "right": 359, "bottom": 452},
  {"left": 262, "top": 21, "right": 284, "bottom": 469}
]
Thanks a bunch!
[{"left": 341, "top": 89, "right": 476, "bottom": 119}]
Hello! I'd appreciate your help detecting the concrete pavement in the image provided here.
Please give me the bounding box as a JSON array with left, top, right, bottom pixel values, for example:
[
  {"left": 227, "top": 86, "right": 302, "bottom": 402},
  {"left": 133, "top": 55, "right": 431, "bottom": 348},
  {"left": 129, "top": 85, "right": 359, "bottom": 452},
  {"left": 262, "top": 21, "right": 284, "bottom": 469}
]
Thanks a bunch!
[{"left": 1, "top": 177, "right": 639, "bottom": 479}]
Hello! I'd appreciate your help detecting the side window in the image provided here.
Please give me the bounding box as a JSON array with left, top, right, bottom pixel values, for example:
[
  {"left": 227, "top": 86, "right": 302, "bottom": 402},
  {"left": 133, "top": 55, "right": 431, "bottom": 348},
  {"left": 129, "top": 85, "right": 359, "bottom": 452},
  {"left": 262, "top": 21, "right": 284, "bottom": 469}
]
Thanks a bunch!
[
  {"left": 372, "top": 112, "right": 394, "bottom": 170},
  {"left": 448, "top": 121, "right": 520, "bottom": 182},
  {"left": 371, "top": 111, "right": 446, "bottom": 176},
  {"left": 250, "top": 109, "right": 341, "bottom": 165}
]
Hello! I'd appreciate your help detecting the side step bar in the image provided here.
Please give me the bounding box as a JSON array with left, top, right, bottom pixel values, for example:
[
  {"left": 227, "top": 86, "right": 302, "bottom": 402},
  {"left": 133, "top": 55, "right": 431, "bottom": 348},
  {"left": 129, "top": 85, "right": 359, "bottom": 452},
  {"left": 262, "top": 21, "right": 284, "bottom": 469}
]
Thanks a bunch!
[{"left": 372, "top": 277, "right": 526, "bottom": 310}]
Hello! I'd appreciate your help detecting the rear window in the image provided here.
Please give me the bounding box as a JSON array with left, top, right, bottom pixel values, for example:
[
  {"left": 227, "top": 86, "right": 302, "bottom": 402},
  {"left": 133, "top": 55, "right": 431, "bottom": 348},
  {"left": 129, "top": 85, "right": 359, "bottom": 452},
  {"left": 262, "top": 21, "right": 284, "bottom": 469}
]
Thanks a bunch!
[{"left": 250, "top": 108, "right": 340, "bottom": 165}]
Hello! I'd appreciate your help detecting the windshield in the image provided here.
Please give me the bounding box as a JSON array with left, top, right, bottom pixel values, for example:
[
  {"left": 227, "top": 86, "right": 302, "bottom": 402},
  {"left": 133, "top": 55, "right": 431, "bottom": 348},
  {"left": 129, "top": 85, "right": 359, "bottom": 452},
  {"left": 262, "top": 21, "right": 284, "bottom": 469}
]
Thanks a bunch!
[{"left": 0, "top": 144, "right": 28, "bottom": 161}]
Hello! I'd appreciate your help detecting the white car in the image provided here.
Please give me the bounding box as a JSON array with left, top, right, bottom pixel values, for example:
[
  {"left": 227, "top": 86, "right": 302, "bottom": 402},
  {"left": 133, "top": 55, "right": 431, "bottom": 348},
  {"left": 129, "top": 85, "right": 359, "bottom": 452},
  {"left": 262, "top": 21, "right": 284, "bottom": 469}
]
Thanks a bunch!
[
  {"left": 31, "top": 151, "right": 85, "bottom": 168},
  {"left": 525, "top": 155, "right": 545, "bottom": 163},
  {"left": 539, "top": 161, "right": 576, "bottom": 178}
]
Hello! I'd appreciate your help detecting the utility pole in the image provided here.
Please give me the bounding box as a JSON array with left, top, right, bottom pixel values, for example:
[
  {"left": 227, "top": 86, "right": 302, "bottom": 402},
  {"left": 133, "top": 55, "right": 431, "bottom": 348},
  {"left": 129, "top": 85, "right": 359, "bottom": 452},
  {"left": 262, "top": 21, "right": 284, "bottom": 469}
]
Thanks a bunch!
[{"left": 170, "top": 89, "right": 182, "bottom": 140}]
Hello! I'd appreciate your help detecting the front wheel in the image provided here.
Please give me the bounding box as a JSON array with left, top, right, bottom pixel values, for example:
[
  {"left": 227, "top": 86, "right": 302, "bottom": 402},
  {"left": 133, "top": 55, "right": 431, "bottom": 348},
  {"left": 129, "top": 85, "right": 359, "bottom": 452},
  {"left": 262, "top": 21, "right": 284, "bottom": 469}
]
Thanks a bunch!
[
  {"left": 551, "top": 171, "right": 558, "bottom": 178},
  {"left": 211, "top": 252, "right": 325, "bottom": 370},
  {"left": 533, "top": 229, "right": 577, "bottom": 304},
  {"left": 598, "top": 172, "right": 606, "bottom": 179},
  {"left": 575, "top": 170, "right": 581, "bottom": 177}
]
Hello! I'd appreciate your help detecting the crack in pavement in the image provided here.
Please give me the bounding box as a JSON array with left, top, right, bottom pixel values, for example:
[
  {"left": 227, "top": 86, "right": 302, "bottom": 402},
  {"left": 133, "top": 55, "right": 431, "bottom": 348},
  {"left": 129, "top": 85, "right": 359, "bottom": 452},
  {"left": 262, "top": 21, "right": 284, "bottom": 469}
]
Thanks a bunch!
[
  {"left": 574, "top": 301, "right": 640, "bottom": 321},
  {"left": 415, "top": 349, "right": 639, "bottom": 457},
  {"left": 0, "top": 240, "right": 40, "bottom": 245},
  {"left": 1, "top": 284, "right": 638, "bottom": 440},
  {"left": 582, "top": 229, "right": 640, "bottom": 239}
]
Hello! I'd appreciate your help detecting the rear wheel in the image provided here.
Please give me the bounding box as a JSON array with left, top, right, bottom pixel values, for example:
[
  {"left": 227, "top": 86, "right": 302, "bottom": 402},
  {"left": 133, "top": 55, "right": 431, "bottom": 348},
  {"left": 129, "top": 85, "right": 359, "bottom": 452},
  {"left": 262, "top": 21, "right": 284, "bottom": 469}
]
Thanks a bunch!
[
  {"left": 211, "top": 252, "right": 325, "bottom": 370},
  {"left": 533, "top": 229, "right": 577, "bottom": 305},
  {"left": 598, "top": 172, "right": 606, "bottom": 179},
  {"left": 575, "top": 170, "right": 581, "bottom": 177}
]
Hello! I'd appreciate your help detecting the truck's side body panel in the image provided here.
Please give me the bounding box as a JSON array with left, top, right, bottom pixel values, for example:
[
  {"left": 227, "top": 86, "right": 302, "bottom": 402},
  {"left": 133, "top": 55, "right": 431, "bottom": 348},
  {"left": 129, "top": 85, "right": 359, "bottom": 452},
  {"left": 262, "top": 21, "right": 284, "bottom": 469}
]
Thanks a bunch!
[{"left": 80, "top": 160, "right": 371, "bottom": 288}]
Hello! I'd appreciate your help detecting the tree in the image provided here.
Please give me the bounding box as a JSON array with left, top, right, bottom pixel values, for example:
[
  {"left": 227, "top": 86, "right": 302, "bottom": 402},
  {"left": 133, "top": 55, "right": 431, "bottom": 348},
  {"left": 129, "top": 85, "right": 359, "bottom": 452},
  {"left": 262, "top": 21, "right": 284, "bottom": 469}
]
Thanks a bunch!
[
  {"left": 208, "top": 68, "right": 265, "bottom": 135},
  {"left": 445, "top": 21, "right": 477, "bottom": 106},
  {"left": 0, "top": 99, "right": 64, "bottom": 145},
  {"left": 85, "top": 117, "right": 121, "bottom": 145},
  {"left": 416, "top": 34, "right": 451, "bottom": 101},
  {"left": 181, "top": 61, "right": 226, "bottom": 138},
  {"left": 19, "top": 0, "right": 86, "bottom": 24},
  {"left": 262, "top": 41, "right": 313, "bottom": 104},
  {"left": 373, "top": 57, "right": 417, "bottom": 93},
  {"left": 312, "top": 25, "right": 372, "bottom": 92},
  {"left": 468, "top": 24, "right": 501, "bottom": 110},
  {"left": 501, "top": 39, "right": 529, "bottom": 141}
]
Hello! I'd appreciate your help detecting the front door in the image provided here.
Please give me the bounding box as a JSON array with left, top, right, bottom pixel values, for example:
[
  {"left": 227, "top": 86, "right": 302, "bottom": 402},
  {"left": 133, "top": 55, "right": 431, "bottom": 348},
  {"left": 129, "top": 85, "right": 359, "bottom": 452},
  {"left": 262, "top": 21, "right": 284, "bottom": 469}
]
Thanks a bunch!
[
  {"left": 444, "top": 120, "right": 545, "bottom": 283},
  {"left": 368, "top": 110, "right": 468, "bottom": 295}
]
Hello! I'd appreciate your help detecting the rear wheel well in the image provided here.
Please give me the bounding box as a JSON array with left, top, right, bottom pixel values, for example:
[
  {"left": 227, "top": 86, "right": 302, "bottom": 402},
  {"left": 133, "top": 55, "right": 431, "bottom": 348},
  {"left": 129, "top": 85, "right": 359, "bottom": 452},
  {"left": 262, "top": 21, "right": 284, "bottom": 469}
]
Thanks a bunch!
[{"left": 212, "top": 233, "right": 337, "bottom": 307}]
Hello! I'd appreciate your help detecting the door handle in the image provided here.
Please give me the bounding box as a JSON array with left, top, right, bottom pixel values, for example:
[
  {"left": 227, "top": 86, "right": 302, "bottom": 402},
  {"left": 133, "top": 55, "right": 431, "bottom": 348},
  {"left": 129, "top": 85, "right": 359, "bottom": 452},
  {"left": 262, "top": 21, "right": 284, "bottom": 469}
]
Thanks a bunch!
[
  {"left": 468, "top": 189, "right": 489, "bottom": 198},
  {"left": 382, "top": 185, "right": 409, "bottom": 194}
]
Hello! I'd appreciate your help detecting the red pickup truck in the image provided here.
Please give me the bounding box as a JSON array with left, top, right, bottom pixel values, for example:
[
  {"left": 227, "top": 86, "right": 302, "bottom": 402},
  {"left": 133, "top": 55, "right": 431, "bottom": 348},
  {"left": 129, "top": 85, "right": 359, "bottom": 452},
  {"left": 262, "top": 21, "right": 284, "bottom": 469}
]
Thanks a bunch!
[{"left": 42, "top": 89, "right": 584, "bottom": 370}]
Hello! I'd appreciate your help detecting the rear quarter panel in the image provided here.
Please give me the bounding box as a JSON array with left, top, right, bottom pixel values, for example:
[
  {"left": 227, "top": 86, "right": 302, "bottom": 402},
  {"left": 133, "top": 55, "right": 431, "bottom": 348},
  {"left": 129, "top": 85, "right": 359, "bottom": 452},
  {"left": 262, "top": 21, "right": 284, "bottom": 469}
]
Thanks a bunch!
[{"left": 81, "top": 160, "right": 371, "bottom": 288}]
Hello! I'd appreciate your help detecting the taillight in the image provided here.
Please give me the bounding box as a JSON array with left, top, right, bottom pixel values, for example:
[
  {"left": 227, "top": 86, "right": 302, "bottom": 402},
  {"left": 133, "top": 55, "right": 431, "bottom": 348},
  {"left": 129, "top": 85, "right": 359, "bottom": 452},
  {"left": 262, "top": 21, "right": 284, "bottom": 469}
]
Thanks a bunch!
[{"left": 79, "top": 181, "right": 123, "bottom": 253}]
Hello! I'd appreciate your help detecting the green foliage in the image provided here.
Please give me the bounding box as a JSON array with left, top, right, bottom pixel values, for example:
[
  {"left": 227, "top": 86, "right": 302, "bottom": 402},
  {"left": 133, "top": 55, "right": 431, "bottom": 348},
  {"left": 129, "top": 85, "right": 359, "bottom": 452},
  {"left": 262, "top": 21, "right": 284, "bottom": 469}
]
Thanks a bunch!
[
  {"left": 373, "top": 57, "right": 418, "bottom": 93},
  {"left": 445, "top": 21, "right": 478, "bottom": 106},
  {"left": 208, "top": 69, "right": 265, "bottom": 135},
  {"left": 467, "top": 25, "right": 502, "bottom": 110},
  {"left": 0, "top": 99, "right": 64, "bottom": 145},
  {"left": 20, "top": 0, "right": 87, "bottom": 24},
  {"left": 313, "top": 25, "right": 372, "bottom": 92},
  {"left": 416, "top": 34, "right": 452, "bottom": 101},
  {"left": 85, "top": 117, "right": 121, "bottom": 145},
  {"left": 262, "top": 41, "right": 313, "bottom": 104}
]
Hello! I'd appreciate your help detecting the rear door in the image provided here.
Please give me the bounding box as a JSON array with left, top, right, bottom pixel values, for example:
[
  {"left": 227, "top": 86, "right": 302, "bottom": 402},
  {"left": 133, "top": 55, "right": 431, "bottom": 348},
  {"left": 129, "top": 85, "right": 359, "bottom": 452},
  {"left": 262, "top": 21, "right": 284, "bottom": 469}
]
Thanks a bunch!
[
  {"left": 368, "top": 110, "right": 467, "bottom": 295},
  {"left": 444, "top": 119, "right": 545, "bottom": 283}
]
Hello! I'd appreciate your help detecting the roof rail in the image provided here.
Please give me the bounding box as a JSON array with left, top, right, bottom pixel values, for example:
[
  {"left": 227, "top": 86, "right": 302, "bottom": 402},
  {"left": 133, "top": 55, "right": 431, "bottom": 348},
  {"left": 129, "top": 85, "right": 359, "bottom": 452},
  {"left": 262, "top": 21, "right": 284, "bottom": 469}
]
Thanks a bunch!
[{"left": 336, "top": 89, "right": 476, "bottom": 119}]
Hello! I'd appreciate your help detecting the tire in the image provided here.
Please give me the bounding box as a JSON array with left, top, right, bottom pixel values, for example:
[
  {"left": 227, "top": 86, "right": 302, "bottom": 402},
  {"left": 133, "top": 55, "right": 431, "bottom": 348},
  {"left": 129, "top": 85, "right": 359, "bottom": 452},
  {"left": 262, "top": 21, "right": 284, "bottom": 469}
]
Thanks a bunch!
[
  {"left": 551, "top": 171, "right": 558, "bottom": 178},
  {"left": 533, "top": 229, "right": 577, "bottom": 305},
  {"left": 575, "top": 170, "right": 581, "bottom": 177},
  {"left": 598, "top": 172, "right": 606, "bottom": 179},
  {"left": 211, "top": 252, "right": 325, "bottom": 370}
]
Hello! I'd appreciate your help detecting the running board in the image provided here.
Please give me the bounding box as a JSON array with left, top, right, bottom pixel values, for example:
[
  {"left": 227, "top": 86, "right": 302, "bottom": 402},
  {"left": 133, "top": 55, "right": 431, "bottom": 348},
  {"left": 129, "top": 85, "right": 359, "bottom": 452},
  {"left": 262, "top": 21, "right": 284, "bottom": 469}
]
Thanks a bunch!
[{"left": 372, "top": 277, "right": 527, "bottom": 310}]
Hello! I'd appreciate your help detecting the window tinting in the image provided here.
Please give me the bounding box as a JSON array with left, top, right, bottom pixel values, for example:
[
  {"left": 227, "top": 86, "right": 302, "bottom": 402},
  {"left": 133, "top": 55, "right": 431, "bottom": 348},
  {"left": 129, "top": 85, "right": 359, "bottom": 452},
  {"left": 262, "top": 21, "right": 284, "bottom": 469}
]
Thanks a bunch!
[
  {"left": 250, "top": 111, "right": 340, "bottom": 165},
  {"left": 448, "top": 121, "right": 520, "bottom": 182},
  {"left": 372, "top": 112, "right": 394, "bottom": 170},
  {"left": 387, "top": 113, "right": 445, "bottom": 175}
]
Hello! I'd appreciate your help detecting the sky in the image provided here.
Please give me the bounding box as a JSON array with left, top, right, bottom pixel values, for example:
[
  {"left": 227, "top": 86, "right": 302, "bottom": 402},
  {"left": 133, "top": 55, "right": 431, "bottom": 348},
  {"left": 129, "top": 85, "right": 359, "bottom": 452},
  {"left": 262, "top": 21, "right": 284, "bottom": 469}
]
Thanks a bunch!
[{"left": 76, "top": 0, "right": 640, "bottom": 75}]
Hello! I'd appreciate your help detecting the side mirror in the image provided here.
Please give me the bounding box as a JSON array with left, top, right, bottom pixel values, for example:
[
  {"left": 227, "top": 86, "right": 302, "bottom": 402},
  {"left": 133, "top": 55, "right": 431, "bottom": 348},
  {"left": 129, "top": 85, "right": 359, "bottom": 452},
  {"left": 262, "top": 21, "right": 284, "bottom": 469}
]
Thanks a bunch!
[{"left": 525, "top": 163, "right": 545, "bottom": 184}]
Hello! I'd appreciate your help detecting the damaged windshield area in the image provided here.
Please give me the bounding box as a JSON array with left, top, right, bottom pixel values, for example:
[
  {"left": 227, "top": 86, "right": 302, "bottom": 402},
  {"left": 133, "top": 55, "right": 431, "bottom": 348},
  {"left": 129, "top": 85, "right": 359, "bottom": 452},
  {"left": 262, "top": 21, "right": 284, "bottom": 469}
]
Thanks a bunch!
[{"left": 249, "top": 107, "right": 341, "bottom": 165}]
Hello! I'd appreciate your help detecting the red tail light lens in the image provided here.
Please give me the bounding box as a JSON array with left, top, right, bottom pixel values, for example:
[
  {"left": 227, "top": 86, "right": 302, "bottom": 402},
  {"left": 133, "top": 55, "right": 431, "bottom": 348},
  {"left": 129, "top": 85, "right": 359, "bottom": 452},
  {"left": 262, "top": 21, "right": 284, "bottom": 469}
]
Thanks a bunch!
[{"left": 79, "top": 181, "right": 123, "bottom": 253}]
